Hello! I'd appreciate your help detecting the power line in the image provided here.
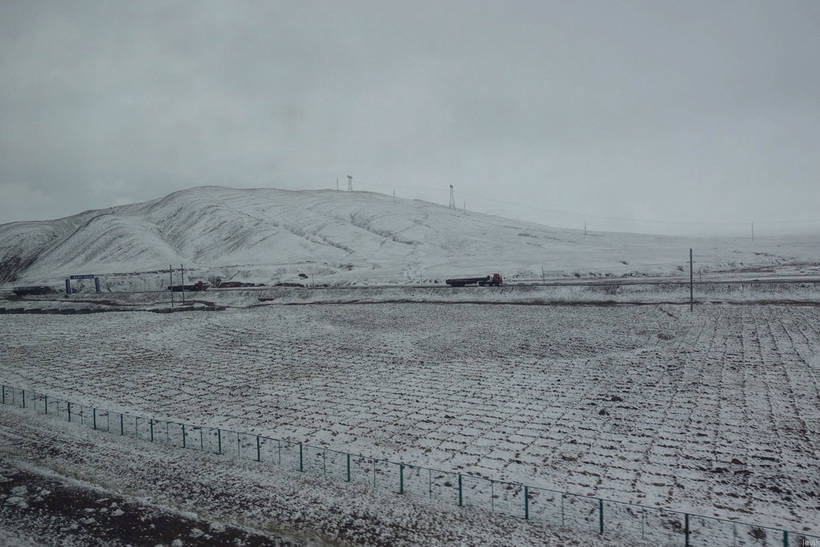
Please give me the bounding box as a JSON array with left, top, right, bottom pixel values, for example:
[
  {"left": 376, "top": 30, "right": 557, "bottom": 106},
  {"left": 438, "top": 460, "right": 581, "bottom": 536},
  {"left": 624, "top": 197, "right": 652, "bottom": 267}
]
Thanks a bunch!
[
  {"left": 476, "top": 194, "right": 820, "bottom": 226},
  {"left": 320, "top": 178, "right": 817, "bottom": 229}
]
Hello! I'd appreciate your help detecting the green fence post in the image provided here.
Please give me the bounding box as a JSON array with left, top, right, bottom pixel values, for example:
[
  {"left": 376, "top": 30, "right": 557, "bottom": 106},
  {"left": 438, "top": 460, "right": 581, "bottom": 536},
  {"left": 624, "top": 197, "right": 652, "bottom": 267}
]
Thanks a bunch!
[
  {"left": 561, "top": 494, "right": 565, "bottom": 527},
  {"left": 458, "top": 474, "right": 463, "bottom": 507},
  {"left": 150, "top": 420, "right": 154, "bottom": 442},
  {"left": 299, "top": 443, "right": 303, "bottom": 472},
  {"left": 783, "top": 530, "right": 788, "bottom": 547},
  {"left": 182, "top": 424, "right": 186, "bottom": 448},
  {"left": 217, "top": 429, "right": 222, "bottom": 454},
  {"left": 346, "top": 453, "right": 351, "bottom": 482},
  {"left": 641, "top": 509, "right": 645, "bottom": 539},
  {"left": 1, "top": 385, "right": 4, "bottom": 405},
  {"left": 22, "top": 390, "right": 25, "bottom": 409},
  {"left": 524, "top": 486, "right": 529, "bottom": 520},
  {"left": 256, "top": 435, "right": 261, "bottom": 462},
  {"left": 599, "top": 499, "right": 604, "bottom": 534},
  {"left": 92, "top": 408, "right": 97, "bottom": 430},
  {"left": 120, "top": 414, "right": 124, "bottom": 435},
  {"left": 400, "top": 464, "right": 404, "bottom": 495},
  {"left": 200, "top": 429, "right": 204, "bottom": 450},
  {"left": 44, "top": 395, "right": 48, "bottom": 414},
  {"left": 685, "top": 513, "right": 690, "bottom": 547},
  {"left": 278, "top": 439, "right": 281, "bottom": 465},
  {"left": 67, "top": 401, "right": 71, "bottom": 422}
]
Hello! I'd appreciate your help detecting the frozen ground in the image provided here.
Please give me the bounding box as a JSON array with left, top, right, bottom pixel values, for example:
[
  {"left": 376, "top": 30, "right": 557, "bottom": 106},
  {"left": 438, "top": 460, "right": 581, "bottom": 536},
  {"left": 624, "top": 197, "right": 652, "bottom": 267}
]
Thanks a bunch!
[
  {"left": 0, "top": 455, "right": 288, "bottom": 546},
  {"left": 3, "top": 277, "right": 819, "bottom": 314},
  {"left": 1, "top": 303, "right": 818, "bottom": 542},
  {"left": 0, "top": 408, "right": 629, "bottom": 546}
]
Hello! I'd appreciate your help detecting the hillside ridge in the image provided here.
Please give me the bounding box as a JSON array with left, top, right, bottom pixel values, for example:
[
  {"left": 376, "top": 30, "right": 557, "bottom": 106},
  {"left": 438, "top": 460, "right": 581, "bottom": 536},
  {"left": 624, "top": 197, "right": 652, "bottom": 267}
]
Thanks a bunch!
[{"left": 1, "top": 186, "right": 818, "bottom": 287}]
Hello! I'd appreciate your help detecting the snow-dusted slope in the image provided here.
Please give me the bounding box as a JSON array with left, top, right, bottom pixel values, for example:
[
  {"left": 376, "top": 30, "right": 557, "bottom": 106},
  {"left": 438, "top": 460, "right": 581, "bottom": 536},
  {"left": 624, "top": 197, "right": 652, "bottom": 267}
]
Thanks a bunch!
[{"left": 1, "top": 186, "right": 818, "bottom": 287}]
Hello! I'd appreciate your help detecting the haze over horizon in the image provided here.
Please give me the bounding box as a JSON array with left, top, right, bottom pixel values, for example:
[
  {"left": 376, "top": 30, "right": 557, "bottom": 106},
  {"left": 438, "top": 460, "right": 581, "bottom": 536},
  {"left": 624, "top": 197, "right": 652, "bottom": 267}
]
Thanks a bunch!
[{"left": 2, "top": 1, "right": 819, "bottom": 236}]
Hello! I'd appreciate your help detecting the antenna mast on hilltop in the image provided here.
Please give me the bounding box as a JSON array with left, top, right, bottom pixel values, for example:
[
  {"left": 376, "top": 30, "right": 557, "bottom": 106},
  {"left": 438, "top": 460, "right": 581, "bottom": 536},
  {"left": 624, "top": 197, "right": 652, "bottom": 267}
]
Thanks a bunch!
[
  {"left": 449, "top": 184, "right": 455, "bottom": 209},
  {"left": 347, "top": 174, "right": 353, "bottom": 191}
]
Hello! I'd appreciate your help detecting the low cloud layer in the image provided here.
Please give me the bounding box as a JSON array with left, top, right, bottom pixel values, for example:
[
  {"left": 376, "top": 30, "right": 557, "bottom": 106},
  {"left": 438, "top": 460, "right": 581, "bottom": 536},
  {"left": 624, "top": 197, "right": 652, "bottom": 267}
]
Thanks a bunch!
[{"left": 1, "top": 1, "right": 818, "bottom": 235}]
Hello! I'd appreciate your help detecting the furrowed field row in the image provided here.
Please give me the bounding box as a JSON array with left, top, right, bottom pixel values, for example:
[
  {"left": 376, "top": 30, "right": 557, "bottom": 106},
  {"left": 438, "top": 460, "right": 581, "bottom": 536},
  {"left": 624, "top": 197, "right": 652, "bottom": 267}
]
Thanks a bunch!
[{"left": 1, "top": 304, "right": 818, "bottom": 533}]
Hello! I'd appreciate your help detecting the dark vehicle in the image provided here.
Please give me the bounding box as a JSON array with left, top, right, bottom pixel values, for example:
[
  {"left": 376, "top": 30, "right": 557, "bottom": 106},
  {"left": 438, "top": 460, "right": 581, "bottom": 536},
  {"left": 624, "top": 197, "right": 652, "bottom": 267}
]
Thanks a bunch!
[
  {"left": 168, "top": 281, "right": 209, "bottom": 292},
  {"left": 12, "top": 286, "right": 55, "bottom": 296},
  {"left": 445, "top": 273, "right": 503, "bottom": 287},
  {"left": 216, "top": 281, "right": 263, "bottom": 288}
]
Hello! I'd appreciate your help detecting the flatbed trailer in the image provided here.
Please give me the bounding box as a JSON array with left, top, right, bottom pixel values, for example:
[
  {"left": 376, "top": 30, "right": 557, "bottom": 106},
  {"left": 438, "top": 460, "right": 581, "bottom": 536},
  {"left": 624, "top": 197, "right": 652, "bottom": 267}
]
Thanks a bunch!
[
  {"left": 445, "top": 273, "right": 502, "bottom": 287},
  {"left": 167, "top": 281, "right": 209, "bottom": 292}
]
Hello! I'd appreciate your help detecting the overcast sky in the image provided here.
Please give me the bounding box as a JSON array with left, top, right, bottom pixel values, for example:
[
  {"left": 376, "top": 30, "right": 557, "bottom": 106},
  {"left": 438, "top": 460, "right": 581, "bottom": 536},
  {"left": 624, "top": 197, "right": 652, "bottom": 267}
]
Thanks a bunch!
[{"left": 1, "top": 0, "right": 818, "bottom": 235}]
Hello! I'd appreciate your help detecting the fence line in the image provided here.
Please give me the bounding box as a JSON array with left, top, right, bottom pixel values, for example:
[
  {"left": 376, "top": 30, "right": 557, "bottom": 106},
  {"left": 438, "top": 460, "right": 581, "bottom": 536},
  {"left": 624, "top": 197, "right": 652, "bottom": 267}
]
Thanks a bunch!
[{"left": 1, "top": 384, "right": 815, "bottom": 546}]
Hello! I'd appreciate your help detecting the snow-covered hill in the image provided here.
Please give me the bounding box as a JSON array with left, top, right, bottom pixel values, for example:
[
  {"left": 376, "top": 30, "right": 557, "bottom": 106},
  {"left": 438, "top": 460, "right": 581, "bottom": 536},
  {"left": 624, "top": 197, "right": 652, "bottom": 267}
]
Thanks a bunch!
[{"left": 1, "top": 186, "right": 818, "bottom": 288}]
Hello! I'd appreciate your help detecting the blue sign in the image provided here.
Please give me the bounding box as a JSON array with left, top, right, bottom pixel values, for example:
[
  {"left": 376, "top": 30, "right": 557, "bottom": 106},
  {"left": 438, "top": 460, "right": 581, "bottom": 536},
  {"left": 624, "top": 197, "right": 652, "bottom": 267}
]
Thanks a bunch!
[{"left": 65, "top": 274, "right": 101, "bottom": 293}]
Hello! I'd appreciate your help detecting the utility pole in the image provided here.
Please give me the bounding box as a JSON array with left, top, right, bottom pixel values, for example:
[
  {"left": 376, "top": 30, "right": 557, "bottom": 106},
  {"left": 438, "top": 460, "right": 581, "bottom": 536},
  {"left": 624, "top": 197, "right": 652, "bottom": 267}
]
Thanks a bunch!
[
  {"left": 169, "top": 265, "right": 174, "bottom": 308},
  {"left": 689, "top": 249, "right": 694, "bottom": 312},
  {"left": 347, "top": 174, "right": 353, "bottom": 191},
  {"left": 180, "top": 264, "right": 185, "bottom": 304},
  {"left": 449, "top": 184, "right": 455, "bottom": 209}
]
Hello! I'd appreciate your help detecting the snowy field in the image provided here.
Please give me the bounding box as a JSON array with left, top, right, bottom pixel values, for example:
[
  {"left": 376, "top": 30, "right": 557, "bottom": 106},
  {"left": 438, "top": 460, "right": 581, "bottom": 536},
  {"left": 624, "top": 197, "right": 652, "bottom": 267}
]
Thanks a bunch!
[{"left": 1, "top": 303, "right": 818, "bottom": 541}]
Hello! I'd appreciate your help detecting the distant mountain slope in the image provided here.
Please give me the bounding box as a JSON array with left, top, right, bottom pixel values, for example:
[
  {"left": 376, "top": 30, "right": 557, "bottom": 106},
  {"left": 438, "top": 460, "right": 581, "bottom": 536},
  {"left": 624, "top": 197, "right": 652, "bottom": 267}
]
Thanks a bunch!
[{"left": 1, "top": 186, "right": 818, "bottom": 287}]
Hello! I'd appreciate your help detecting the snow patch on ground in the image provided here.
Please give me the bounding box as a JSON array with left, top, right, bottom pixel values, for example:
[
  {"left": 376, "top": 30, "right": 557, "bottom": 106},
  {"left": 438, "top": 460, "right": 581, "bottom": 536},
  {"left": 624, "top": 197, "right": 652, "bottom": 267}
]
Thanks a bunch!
[
  {"left": 0, "top": 412, "right": 632, "bottom": 546},
  {"left": 1, "top": 303, "right": 818, "bottom": 540}
]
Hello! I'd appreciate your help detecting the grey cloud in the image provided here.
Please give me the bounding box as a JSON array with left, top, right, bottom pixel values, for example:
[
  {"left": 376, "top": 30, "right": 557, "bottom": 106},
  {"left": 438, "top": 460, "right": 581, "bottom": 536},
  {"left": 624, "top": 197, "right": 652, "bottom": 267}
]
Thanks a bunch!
[{"left": 1, "top": 0, "right": 818, "bottom": 234}]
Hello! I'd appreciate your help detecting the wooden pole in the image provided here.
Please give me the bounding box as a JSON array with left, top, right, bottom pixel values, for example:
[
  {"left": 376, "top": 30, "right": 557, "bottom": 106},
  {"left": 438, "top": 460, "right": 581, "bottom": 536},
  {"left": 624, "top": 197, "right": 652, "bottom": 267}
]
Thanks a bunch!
[{"left": 689, "top": 249, "right": 693, "bottom": 312}]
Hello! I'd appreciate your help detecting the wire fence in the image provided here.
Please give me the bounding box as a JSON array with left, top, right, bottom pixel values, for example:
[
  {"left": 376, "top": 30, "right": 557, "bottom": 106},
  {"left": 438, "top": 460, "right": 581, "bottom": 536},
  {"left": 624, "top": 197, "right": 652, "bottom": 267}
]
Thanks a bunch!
[{"left": 1, "top": 383, "right": 816, "bottom": 546}]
